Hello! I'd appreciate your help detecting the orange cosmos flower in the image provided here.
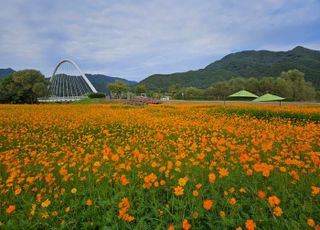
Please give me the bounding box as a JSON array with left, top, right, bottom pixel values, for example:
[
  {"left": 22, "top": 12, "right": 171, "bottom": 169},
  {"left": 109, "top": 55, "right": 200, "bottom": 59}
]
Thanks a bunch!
[
  {"left": 258, "top": 190, "right": 266, "bottom": 199},
  {"left": 311, "top": 186, "right": 320, "bottom": 196},
  {"left": 51, "top": 211, "right": 58, "bottom": 217},
  {"left": 229, "top": 197, "right": 236, "bottom": 205},
  {"left": 193, "top": 190, "right": 199, "bottom": 197},
  {"left": 268, "top": 195, "right": 281, "bottom": 207},
  {"left": 208, "top": 173, "right": 216, "bottom": 183},
  {"left": 203, "top": 199, "right": 213, "bottom": 210},
  {"left": 307, "top": 218, "right": 315, "bottom": 227},
  {"left": 174, "top": 186, "right": 184, "bottom": 196},
  {"left": 160, "top": 180, "right": 166, "bottom": 186},
  {"left": 273, "top": 206, "right": 283, "bottom": 217},
  {"left": 220, "top": 211, "right": 226, "bottom": 217},
  {"left": 168, "top": 224, "right": 175, "bottom": 230},
  {"left": 182, "top": 219, "right": 191, "bottom": 230},
  {"left": 6, "top": 205, "right": 15, "bottom": 214},
  {"left": 218, "top": 168, "right": 229, "bottom": 178},
  {"left": 245, "top": 219, "right": 256, "bottom": 230},
  {"left": 86, "top": 199, "right": 93, "bottom": 206},
  {"left": 14, "top": 186, "right": 22, "bottom": 196}
]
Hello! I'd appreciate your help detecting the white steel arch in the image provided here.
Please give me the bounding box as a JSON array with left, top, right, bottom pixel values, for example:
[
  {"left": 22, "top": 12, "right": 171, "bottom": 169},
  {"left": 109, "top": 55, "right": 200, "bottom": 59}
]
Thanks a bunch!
[{"left": 51, "top": 59, "right": 97, "bottom": 93}]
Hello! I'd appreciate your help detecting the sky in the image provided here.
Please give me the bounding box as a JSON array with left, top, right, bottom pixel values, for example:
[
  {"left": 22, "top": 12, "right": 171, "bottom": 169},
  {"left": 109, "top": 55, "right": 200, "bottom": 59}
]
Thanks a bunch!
[{"left": 0, "top": 0, "right": 320, "bottom": 81}]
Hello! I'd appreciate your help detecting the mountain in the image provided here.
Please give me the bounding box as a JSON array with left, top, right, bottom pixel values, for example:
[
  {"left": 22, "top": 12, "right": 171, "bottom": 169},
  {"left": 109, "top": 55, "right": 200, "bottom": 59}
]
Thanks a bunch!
[
  {"left": 0, "top": 68, "right": 15, "bottom": 79},
  {"left": 140, "top": 46, "right": 320, "bottom": 90},
  {"left": 85, "top": 74, "right": 137, "bottom": 93}
]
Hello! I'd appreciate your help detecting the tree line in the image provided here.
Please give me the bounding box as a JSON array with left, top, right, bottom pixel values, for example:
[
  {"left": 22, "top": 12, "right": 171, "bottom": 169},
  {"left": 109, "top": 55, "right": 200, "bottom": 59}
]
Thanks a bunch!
[
  {"left": 0, "top": 69, "right": 319, "bottom": 103},
  {"left": 164, "top": 69, "right": 319, "bottom": 101}
]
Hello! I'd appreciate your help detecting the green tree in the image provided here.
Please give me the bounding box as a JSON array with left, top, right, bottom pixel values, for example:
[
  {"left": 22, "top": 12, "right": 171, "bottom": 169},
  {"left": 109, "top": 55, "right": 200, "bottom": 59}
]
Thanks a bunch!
[
  {"left": 107, "top": 80, "right": 128, "bottom": 99},
  {"left": 135, "top": 84, "right": 146, "bottom": 96},
  {"left": 280, "top": 69, "right": 316, "bottom": 101},
  {"left": 0, "top": 70, "right": 49, "bottom": 103}
]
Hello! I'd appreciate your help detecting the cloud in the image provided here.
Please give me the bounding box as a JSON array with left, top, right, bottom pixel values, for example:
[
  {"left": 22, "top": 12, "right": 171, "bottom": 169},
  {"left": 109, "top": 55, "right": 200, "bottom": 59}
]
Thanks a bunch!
[{"left": 0, "top": 0, "right": 319, "bottom": 80}]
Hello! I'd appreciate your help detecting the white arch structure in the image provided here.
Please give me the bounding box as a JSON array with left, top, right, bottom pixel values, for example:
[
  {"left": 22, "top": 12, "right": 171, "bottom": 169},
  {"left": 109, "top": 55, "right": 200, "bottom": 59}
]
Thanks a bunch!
[{"left": 51, "top": 59, "right": 97, "bottom": 93}]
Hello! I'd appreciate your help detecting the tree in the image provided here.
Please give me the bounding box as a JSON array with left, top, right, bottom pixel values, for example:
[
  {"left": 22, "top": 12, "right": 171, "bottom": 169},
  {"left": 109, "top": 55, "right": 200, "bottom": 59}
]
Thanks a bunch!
[
  {"left": 135, "top": 84, "right": 146, "bottom": 96},
  {"left": 0, "top": 69, "right": 49, "bottom": 103},
  {"left": 107, "top": 80, "right": 128, "bottom": 99},
  {"left": 280, "top": 69, "right": 316, "bottom": 101}
]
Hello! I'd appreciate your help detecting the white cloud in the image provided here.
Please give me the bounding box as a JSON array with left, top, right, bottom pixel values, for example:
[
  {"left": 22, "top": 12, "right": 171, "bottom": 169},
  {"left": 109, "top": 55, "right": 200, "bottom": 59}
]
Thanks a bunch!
[{"left": 0, "top": 0, "right": 319, "bottom": 80}]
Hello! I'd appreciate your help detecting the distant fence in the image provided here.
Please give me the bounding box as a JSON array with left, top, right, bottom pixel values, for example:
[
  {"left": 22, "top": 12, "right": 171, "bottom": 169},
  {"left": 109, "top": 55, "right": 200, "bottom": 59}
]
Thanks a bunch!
[{"left": 126, "top": 97, "right": 161, "bottom": 106}]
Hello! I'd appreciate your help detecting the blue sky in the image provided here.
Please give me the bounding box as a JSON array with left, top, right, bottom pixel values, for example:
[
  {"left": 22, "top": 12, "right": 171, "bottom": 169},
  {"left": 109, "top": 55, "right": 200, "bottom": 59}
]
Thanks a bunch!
[{"left": 1, "top": 0, "right": 320, "bottom": 81}]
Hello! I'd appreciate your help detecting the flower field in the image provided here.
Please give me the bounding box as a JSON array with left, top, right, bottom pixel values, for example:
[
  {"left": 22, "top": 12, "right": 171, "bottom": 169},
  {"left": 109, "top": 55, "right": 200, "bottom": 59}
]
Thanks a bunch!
[{"left": 0, "top": 103, "right": 319, "bottom": 229}]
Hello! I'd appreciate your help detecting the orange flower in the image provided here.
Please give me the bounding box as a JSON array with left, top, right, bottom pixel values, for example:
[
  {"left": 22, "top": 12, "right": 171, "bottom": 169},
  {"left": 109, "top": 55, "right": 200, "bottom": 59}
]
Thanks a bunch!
[
  {"left": 229, "top": 197, "right": 236, "bottom": 205},
  {"left": 120, "top": 174, "right": 129, "bottom": 186},
  {"left": 168, "top": 224, "right": 175, "bottom": 230},
  {"left": 273, "top": 206, "right": 283, "bottom": 217},
  {"left": 174, "top": 186, "right": 184, "bottom": 196},
  {"left": 86, "top": 199, "right": 93, "bottom": 206},
  {"left": 203, "top": 199, "right": 213, "bottom": 210},
  {"left": 218, "top": 168, "right": 229, "bottom": 178},
  {"left": 311, "top": 186, "right": 320, "bottom": 196},
  {"left": 51, "top": 211, "right": 58, "bottom": 217},
  {"left": 268, "top": 196, "right": 281, "bottom": 207},
  {"left": 219, "top": 211, "right": 225, "bottom": 217},
  {"left": 160, "top": 180, "right": 166, "bottom": 186},
  {"left": 245, "top": 219, "right": 256, "bottom": 230},
  {"left": 6, "top": 205, "right": 15, "bottom": 214},
  {"left": 208, "top": 173, "right": 216, "bottom": 183},
  {"left": 193, "top": 190, "right": 199, "bottom": 197},
  {"left": 258, "top": 190, "right": 266, "bottom": 199},
  {"left": 307, "top": 218, "right": 315, "bottom": 227},
  {"left": 182, "top": 219, "right": 191, "bottom": 230},
  {"left": 14, "top": 186, "right": 22, "bottom": 196}
]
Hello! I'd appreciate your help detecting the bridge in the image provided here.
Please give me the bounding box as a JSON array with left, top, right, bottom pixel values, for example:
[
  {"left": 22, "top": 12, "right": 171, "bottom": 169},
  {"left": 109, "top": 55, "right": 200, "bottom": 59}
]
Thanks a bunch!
[{"left": 42, "top": 59, "right": 98, "bottom": 102}]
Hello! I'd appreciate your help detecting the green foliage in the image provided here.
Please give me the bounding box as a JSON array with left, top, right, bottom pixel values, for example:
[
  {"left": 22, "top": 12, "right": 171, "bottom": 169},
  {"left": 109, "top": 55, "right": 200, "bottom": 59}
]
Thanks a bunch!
[
  {"left": 134, "top": 84, "right": 147, "bottom": 95},
  {"left": 210, "top": 107, "right": 320, "bottom": 123},
  {"left": 88, "top": 92, "right": 106, "bottom": 98},
  {"left": 166, "top": 70, "right": 316, "bottom": 101},
  {"left": 0, "top": 69, "right": 49, "bottom": 103},
  {"left": 141, "top": 46, "right": 320, "bottom": 91},
  {"left": 107, "top": 80, "right": 129, "bottom": 99}
]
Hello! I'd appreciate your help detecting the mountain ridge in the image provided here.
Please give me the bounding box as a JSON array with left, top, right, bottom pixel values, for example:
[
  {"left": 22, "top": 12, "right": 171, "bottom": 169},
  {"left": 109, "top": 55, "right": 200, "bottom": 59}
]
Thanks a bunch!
[{"left": 140, "top": 46, "right": 320, "bottom": 90}]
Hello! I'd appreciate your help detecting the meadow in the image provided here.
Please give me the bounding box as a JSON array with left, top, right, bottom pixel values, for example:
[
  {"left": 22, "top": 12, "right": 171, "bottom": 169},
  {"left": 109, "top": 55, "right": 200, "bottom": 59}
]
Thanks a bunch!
[{"left": 0, "top": 103, "right": 319, "bottom": 229}]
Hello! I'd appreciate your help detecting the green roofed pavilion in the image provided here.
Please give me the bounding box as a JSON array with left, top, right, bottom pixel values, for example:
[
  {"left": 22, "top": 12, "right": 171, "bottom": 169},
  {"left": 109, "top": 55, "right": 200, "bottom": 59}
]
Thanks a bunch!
[
  {"left": 227, "top": 90, "right": 258, "bottom": 99},
  {"left": 253, "top": 93, "right": 285, "bottom": 102}
]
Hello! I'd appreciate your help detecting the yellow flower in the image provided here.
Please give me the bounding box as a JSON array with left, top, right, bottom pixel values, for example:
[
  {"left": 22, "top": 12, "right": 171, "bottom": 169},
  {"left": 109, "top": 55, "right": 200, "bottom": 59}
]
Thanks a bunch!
[
  {"left": 71, "top": 188, "right": 77, "bottom": 194},
  {"left": 41, "top": 199, "right": 51, "bottom": 208},
  {"left": 178, "top": 177, "right": 188, "bottom": 187},
  {"left": 40, "top": 211, "right": 49, "bottom": 219}
]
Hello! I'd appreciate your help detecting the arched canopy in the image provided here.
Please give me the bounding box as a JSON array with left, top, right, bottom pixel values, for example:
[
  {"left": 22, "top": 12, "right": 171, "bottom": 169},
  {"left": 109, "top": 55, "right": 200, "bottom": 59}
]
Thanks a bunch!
[{"left": 51, "top": 59, "right": 97, "bottom": 93}]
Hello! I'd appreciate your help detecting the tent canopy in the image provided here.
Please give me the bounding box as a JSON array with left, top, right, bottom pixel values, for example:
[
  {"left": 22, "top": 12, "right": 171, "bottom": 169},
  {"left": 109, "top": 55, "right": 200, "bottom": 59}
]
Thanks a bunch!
[
  {"left": 253, "top": 93, "right": 285, "bottom": 102},
  {"left": 227, "top": 90, "right": 259, "bottom": 98}
]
